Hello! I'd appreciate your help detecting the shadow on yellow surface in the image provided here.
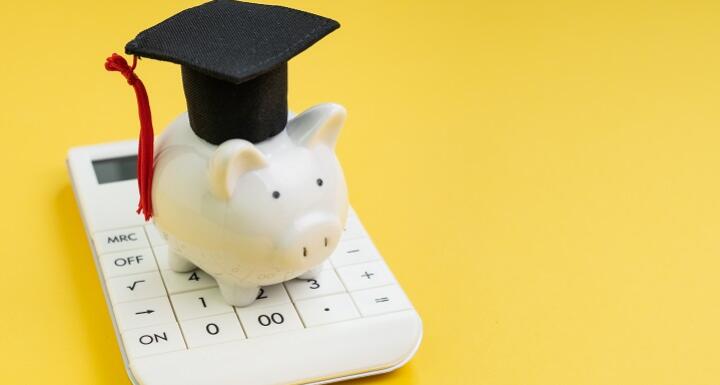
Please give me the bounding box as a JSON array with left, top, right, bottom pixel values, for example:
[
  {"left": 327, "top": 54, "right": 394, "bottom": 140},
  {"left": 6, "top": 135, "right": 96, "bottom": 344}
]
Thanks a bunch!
[{"left": 55, "top": 184, "right": 130, "bottom": 383}]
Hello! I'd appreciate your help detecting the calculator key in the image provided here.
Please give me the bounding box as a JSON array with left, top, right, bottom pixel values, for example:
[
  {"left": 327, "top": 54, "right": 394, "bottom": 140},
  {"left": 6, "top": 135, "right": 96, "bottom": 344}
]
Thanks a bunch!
[
  {"left": 235, "top": 303, "right": 304, "bottom": 338},
  {"left": 153, "top": 245, "right": 170, "bottom": 270},
  {"left": 317, "top": 259, "right": 333, "bottom": 271},
  {"left": 114, "top": 296, "right": 176, "bottom": 331},
  {"left": 330, "top": 238, "right": 380, "bottom": 267},
  {"left": 284, "top": 269, "right": 346, "bottom": 301},
  {"left": 160, "top": 268, "right": 217, "bottom": 294},
  {"left": 341, "top": 216, "right": 366, "bottom": 241},
  {"left": 253, "top": 284, "right": 291, "bottom": 307},
  {"left": 100, "top": 248, "right": 157, "bottom": 279},
  {"left": 144, "top": 223, "right": 168, "bottom": 246},
  {"left": 336, "top": 261, "right": 396, "bottom": 291},
  {"left": 295, "top": 293, "right": 360, "bottom": 327},
  {"left": 350, "top": 285, "right": 412, "bottom": 317},
  {"left": 121, "top": 323, "right": 186, "bottom": 359},
  {"left": 180, "top": 313, "right": 246, "bottom": 348},
  {"left": 107, "top": 271, "right": 167, "bottom": 304},
  {"left": 170, "top": 287, "right": 234, "bottom": 321},
  {"left": 94, "top": 227, "right": 149, "bottom": 254}
]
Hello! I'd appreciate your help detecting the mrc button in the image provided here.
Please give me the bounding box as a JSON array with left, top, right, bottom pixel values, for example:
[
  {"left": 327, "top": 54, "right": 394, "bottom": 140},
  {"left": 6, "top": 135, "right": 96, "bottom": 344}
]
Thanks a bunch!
[{"left": 93, "top": 226, "right": 149, "bottom": 255}]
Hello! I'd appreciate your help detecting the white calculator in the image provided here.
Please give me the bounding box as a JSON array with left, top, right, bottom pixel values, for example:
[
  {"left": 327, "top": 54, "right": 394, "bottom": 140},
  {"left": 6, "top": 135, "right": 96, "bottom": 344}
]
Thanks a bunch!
[{"left": 67, "top": 140, "right": 422, "bottom": 385}]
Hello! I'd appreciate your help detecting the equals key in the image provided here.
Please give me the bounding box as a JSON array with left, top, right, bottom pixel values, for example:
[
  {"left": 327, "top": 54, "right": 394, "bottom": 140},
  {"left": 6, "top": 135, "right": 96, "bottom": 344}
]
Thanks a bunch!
[{"left": 351, "top": 285, "right": 412, "bottom": 316}]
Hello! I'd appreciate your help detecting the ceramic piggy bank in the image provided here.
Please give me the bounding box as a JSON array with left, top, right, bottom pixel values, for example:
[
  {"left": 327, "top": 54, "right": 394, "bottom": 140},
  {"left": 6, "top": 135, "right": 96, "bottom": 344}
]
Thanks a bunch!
[
  {"left": 152, "top": 104, "right": 349, "bottom": 306},
  {"left": 106, "top": 1, "right": 348, "bottom": 306}
]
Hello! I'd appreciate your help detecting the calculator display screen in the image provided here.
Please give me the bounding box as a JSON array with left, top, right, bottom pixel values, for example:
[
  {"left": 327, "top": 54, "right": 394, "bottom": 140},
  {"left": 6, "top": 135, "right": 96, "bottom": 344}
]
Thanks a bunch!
[{"left": 92, "top": 155, "right": 137, "bottom": 184}]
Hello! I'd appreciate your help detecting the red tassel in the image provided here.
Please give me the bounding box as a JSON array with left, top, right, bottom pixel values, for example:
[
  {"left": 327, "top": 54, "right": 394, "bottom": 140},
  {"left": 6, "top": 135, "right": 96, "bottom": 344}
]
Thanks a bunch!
[{"left": 105, "top": 53, "right": 154, "bottom": 221}]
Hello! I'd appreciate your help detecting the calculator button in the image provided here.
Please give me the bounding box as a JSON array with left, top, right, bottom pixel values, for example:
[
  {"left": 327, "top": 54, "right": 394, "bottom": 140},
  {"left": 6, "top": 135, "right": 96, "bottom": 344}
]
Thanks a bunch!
[
  {"left": 284, "top": 269, "right": 346, "bottom": 301},
  {"left": 235, "top": 303, "right": 304, "bottom": 338},
  {"left": 114, "top": 296, "right": 176, "bottom": 331},
  {"left": 295, "top": 293, "right": 360, "bottom": 327},
  {"left": 253, "top": 284, "right": 291, "bottom": 307},
  {"left": 153, "top": 245, "right": 170, "bottom": 270},
  {"left": 318, "top": 259, "right": 333, "bottom": 271},
  {"left": 330, "top": 238, "right": 380, "bottom": 267},
  {"left": 107, "top": 271, "right": 167, "bottom": 304},
  {"left": 350, "top": 285, "right": 412, "bottom": 317},
  {"left": 180, "top": 313, "right": 246, "bottom": 348},
  {"left": 99, "top": 248, "right": 157, "bottom": 279},
  {"left": 144, "top": 223, "right": 168, "bottom": 246},
  {"left": 160, "top": 268, "right": 217, "bottom": 294},
  {"left": 341, "top": 216, "right": 366, "bottom": 241},
  {"left": 94, "top": 227, "right": 149, "bottom": 254},
  {"left": 336, "top": 261, "right": 396, "bottom": 291},
  {"left": 121, "top": 323, "right": 186, "bottom": 359},
  {"left": 170, "top": 287, "right": 234, "bottom": 321}
]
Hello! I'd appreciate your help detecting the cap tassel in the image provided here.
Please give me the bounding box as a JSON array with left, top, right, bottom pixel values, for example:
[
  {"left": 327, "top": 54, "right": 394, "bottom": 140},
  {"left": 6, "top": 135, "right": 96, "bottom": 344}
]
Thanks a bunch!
[{"left": 105, "top": 53, "right": 154, "bottom": 221}]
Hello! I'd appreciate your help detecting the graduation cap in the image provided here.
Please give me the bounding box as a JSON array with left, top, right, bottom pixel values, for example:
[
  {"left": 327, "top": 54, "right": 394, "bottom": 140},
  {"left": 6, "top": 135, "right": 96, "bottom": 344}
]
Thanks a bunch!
[{"left": 104, "top": 0, "right": 340, "bottom": 220}]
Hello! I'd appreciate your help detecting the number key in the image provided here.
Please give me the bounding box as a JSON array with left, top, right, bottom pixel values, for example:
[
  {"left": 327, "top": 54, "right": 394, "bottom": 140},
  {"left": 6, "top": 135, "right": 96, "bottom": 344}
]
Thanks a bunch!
[
  {"left": 170, "top": 287, "right": 234, "bottom": 320},
  {"left": 254, "top": 284, "right": 291, "bottom": 307},
  {"left": 144, "top": 223, "right": 168, "bottom": 246},
  {"left": 180, "top": 313, "right": 246, "bottom": 348},
  {"left": 235, "top": 303, "right": 303, "bottom": 337},
  {"left": 284, "top": 269, "right": 345, "bottom": 301},
  {"left": 160, "top": 268, "right": 217, "bottom": 294}
]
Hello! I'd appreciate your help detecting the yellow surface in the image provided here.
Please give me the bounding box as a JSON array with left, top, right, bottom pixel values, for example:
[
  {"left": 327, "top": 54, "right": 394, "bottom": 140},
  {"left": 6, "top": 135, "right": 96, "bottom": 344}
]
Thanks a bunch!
[{"left": 1, "top": 0, "right": 720, "bottom": 384}]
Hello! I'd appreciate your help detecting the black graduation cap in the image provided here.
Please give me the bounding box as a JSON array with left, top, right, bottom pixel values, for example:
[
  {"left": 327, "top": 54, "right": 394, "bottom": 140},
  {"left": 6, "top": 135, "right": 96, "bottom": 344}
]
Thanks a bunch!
[
  {"left": 104, "top": 0, "right": 339, "bottom": 221},
  {"left": 126, "top": 0, "right": 340, "bottom": 145}
]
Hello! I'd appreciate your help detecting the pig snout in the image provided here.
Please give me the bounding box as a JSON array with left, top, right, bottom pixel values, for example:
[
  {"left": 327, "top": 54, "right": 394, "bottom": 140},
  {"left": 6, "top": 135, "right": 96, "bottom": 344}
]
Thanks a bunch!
[{"left": 276, "top": 213, "right": 342, "bottom": 269}]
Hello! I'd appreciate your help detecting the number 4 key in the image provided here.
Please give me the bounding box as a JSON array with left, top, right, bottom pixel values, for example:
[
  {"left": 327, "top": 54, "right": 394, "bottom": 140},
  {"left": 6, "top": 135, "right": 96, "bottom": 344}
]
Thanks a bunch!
[{"left": 160, "top": 268, "right": 218, "bottom": 294}]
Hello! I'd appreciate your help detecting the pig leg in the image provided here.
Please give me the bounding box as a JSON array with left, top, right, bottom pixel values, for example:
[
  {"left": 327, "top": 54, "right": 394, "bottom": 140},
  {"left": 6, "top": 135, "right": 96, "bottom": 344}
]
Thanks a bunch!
[
  {"left": 218, "top": 280, "right": 260, "bottom": 307},
  {"left": 168, "top": 248, "right": 196, "bottom": 272},
  {"left": 297, "top": 266, "right": 323, "bottom": 280}
]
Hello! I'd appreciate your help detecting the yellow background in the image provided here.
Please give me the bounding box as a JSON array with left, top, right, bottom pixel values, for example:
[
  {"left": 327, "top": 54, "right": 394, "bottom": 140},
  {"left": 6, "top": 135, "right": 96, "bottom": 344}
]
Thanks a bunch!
[{"left": 1, "top": 0, "right": 719, "bottom": 384}]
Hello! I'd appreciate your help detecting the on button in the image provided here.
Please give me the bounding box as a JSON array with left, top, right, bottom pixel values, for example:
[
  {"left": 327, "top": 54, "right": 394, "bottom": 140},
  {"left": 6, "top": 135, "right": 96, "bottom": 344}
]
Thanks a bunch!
[{"left": 121, "top": 323, "right": 186, "bottom": 358}]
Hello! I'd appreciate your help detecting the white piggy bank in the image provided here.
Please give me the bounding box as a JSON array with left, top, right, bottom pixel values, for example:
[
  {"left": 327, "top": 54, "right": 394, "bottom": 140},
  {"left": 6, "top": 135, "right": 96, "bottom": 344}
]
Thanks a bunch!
[{"left": 152, "top": 103, "right": 349, "bottom": 306}]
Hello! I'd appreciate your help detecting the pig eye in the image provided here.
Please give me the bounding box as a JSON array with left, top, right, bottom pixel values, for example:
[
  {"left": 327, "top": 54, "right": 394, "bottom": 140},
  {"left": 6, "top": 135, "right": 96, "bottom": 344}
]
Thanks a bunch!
[
  {"left": 272, "top": 191, "right": 281, "bottom": 199},
  {"left": 316, "top": 178, "right": 324, "bottom": 187}
]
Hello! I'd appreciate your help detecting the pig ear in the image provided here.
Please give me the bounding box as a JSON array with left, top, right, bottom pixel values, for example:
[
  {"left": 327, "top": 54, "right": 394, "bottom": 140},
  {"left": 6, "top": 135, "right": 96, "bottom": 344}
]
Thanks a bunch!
[
  {"left": 286, "top": 103, "right": 346, "bottom": 149},
  {"left": 209, "top": 139, "right": 268, "bottom": 200}
]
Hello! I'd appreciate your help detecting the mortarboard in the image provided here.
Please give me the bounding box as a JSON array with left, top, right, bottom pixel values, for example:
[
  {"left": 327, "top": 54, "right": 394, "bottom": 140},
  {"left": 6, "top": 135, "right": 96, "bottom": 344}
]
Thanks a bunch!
[{"left": 104, "top": 0, "right": 340, "bottom": 220}]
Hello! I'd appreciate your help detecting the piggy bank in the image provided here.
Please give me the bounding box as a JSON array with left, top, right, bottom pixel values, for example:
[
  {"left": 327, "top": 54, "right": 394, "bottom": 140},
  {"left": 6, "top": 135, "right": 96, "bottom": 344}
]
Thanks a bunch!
[{"left": 152, "top": 103, "right": 349, "bottom": 306}]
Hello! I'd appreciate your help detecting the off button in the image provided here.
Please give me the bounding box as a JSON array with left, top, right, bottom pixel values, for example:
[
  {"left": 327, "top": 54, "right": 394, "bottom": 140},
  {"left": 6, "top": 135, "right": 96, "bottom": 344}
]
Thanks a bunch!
[{"left": 100, "top": 248, "right": 157, "bottom": 278}]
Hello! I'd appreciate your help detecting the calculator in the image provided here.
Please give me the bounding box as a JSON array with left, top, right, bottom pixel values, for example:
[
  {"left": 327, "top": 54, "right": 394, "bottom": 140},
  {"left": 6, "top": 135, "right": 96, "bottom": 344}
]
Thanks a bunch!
[{"left": 67, "top": 139, "right": 423, "bottom": 385}]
